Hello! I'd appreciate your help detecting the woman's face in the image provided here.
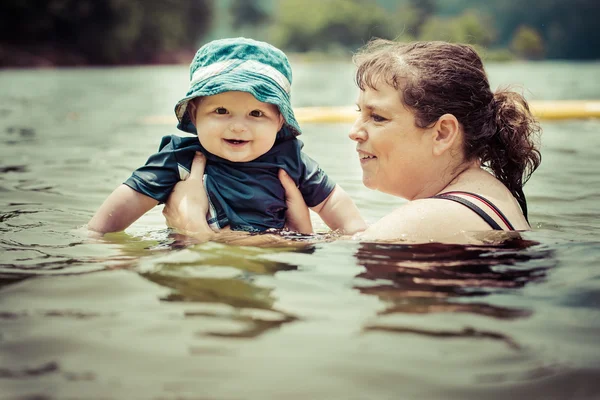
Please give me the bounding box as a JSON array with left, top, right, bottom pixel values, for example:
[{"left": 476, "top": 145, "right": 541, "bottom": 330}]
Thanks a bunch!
[{"left": 349, "top": 82, "right": 435, "bottom": 199}]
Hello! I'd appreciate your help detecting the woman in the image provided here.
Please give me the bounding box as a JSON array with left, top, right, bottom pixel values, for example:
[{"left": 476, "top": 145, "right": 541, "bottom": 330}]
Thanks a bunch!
[{"left": 163, "top": 39, "right": 541, "bottom": 244}]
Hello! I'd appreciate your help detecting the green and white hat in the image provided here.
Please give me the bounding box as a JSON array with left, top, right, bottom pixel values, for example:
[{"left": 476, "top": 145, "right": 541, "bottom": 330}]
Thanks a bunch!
[{"left": 174, "top": 37, "right": 301, "bottom": 139}]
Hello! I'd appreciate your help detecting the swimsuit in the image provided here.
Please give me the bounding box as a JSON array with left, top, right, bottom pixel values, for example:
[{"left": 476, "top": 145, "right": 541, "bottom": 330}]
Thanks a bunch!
[
  {"left": 125, "top": 134, "right": 336, "bottom": 232},
  {"left": 431, "top": 191, "right": 516, "bottom": 231}
]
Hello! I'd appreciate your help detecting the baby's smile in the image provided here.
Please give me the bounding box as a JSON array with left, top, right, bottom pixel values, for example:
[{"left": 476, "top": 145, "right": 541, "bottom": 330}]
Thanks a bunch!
[{"left": 223, "top": 138, "right": 250, "bottom": 146}]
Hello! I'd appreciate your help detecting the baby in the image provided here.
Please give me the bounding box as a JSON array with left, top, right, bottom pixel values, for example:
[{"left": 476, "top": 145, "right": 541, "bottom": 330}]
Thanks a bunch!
[{"left": 88, "top": 37, "right": 366, "bottom": 235}]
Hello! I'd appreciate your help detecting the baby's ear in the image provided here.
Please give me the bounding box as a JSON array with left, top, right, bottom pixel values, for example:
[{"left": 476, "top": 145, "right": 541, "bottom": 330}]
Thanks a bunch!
[
  {"left": 188, "top": 98, "right": 199, "bottom": 125},
  {"left": 278, "top": 113, "right": 285, "bottom": 130}
]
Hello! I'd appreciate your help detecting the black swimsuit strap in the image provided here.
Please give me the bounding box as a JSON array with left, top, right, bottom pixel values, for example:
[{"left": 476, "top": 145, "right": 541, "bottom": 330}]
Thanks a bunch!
[
  {"left": 441, "top": 191, "right": 516, "bottom": 230},
  {"left": 431, "top": 193, "right": 504, "bottom": 231}
]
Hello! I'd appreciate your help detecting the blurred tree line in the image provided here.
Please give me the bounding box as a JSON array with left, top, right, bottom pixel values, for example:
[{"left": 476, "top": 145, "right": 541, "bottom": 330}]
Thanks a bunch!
[
  {"left": 1, "top": 0, "right": 598, "bottom": 66},
  {"left": 434, "top": 0, "right": 599, "bottom": 60},
  {"left": 233, "top": 0, "right": 599, "bottom": 61},
  {"left": 0, "top": 0, "right": 213, "bottom": 66}
]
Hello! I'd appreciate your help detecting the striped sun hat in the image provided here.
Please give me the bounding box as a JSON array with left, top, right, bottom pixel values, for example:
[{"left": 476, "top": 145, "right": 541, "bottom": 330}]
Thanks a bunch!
[{"left": 174, "top": 37, "right": 301, "bottom": 138}]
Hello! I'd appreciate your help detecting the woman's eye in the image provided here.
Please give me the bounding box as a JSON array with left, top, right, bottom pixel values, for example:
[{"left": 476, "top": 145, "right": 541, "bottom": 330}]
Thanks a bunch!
[
  {"left": 371, "top": 113, "right": 386, "bottom": 122},
  {"left": 250, "top": 110, "right": 264, "bottom": 117},
  {"left": 215, "top": 107, "right": 228, "bottom": 115}
]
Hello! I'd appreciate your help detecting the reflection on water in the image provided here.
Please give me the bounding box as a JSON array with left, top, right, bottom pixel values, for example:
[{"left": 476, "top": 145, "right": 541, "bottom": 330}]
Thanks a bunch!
[
  {"left": 355, "top": 239, "right": 551, "bottom": 296},
  {"left": 353, "top": 239, "right": 555, "bottom": 349},
  {"left": 128, "top": 234, "right": 557, "bottom": 346},
  {"left": 137, "top": 240, "right": 315, "bottom": 338}
]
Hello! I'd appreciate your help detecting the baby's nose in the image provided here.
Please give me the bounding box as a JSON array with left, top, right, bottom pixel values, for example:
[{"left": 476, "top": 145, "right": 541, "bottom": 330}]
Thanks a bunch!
[{"left": 229, "top": 121, "right": 247, "bottom": 133}]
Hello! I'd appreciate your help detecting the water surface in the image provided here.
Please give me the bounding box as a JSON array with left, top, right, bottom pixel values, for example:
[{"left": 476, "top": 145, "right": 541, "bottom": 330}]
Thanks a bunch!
[{"left": 1, "top": 61, "right": 600, "bottom": 399}]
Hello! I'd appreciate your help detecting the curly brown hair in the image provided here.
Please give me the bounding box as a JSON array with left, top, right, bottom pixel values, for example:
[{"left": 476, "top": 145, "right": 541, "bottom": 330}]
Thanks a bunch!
[{"left": 353, "top": 39, "right": 542, "bottom": 219}]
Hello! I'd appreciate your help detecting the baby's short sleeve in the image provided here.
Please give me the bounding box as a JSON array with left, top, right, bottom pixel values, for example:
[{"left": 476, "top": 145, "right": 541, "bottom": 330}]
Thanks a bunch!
[
  {"left": 297, "top": 151, "right": 336, "bottom": 207},
  {"left": 124, "top": 135, "right": 198, "bottom": 203}
]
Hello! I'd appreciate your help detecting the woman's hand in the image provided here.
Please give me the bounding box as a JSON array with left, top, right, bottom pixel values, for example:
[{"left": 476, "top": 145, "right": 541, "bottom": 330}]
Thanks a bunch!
[
  {"left": 163, "top": 152, "right": 215, "bottom": 239},
  {"left": 278, "top": 169, "right": 313, "bottom": 234}
]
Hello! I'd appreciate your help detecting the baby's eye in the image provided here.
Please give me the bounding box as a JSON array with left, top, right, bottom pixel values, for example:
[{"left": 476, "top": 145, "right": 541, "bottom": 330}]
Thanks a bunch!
[
  {"left": 215, "top": 107, "right": 228, "bottom": 115},
  {"left": 249, "top": 110, "right": 264, "bottom": 117},
  {"left": 355, "top": 106, "right": 361, "bottom": 112}
]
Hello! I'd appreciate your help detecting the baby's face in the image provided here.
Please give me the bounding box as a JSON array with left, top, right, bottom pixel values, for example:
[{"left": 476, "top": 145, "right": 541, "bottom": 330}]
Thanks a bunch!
[{"left": 191, "top": 91, "right": 283, "bottom": 162}]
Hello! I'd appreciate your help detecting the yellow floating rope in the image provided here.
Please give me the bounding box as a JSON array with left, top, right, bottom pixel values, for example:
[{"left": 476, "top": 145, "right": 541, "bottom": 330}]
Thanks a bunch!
[
  {"left": 529, "top": 100, "right": 600, "bottom": 120},
  {"left": 141, "top": 100, "right": 600, "bottom": 125}
]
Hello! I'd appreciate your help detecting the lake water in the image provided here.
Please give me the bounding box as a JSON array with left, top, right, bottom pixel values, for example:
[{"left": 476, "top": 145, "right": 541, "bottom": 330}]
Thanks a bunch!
[{"left": 1, "top": 61, "right": 600, "bottom": 399}]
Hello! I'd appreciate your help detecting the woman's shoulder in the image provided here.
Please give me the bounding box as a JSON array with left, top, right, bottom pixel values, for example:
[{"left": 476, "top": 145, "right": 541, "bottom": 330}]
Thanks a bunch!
[
  {"left": 359, "top": 198, "right": 481, "bottom": 241},
  {"left": 358, "top": 190, "right": 528, "bottom": 243}
]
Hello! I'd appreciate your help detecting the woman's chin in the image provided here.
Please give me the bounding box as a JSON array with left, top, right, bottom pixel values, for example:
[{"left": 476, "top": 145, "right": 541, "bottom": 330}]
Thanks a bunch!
[{"left": 362, "top": 177, "right": 377, "bottom": 190}]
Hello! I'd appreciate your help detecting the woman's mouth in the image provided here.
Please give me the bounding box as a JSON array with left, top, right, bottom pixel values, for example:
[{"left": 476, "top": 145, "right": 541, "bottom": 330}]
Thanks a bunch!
[{"left": 358, "top": 151, "right": 376, "bottom": 163}]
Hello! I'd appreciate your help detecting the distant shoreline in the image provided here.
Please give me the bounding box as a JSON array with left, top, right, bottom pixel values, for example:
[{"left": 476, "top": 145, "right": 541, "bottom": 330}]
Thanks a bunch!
[
  {"left": 0, "top": 44, "right": 197, "bottom": 68},
  {"left": 3, "top": 44, "right": 598, "bottom": 69}
]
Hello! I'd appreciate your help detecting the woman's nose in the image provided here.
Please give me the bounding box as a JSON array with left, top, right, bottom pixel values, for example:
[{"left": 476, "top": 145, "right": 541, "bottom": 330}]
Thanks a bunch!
[{"left": 348, "top": 118, "right": 367, "bottom": 142}]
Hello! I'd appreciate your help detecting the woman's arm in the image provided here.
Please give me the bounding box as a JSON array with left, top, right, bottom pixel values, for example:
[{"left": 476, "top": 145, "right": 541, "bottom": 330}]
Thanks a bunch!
[
  {"left": 88, "top": 184, "right": 158, "bottom": 234},
  {"left": 310, "top": 185, "right": 367, "bottom": 234},
  {"left": 278, "top": 169, "right": 314, "bottom": 234}
]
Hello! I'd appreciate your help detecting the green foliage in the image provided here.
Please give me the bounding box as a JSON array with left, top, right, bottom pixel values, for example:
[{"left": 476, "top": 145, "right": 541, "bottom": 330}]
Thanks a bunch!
[
  {"left": 436, "top": 0, "right": 600, "bottom": 59},
  {"left": 500, "top": 0, "right": 599, "bottom": 59},
  {"left": 419, "top": 10, "right": 495, "bottom": 46},
  {"left": 270, "top": 0, "right": 397, "bottom": 52},
  {"left": 0, "top": 0, "right": 214, "bottom": 65},
  {"left": 473, "top": 46, "right": 515, "bottom": 62},
  {"left": 407, "top": 0, "right": 436, "bottom": 36},
  {"left": 2, "top": 0, "right": 598, "bottom": 63},
  {"left": 511, "top": 25, "right": 545, "bottom": 60},
  {"left": 230, "top": 0, "right": 270, "bottom": 28},
  {"left": 418, "top": 16, "right": 453, "bottom": 42},
  {"left": 455, "top": 11, "right": 495, "bottom": 46}
]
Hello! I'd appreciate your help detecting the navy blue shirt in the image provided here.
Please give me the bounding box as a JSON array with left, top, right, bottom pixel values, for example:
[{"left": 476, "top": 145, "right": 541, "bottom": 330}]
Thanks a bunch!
[{"left": 124, "top": 135, "right": 336, "bottom": 232}]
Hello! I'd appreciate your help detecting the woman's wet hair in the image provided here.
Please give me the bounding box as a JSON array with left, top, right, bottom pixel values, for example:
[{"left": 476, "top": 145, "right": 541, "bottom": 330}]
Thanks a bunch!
[{"left": 353, "top": 39, "right": 541, "bottom": 219}]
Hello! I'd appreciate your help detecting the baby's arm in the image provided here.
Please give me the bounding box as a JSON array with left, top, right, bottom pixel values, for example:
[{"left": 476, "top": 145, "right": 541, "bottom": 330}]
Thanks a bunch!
[
  {"left": 311, "top": 184, "right": 367, "bottom": 234},
  {"left": 88, "top": 184, "right": 158, "bottom": 234}
]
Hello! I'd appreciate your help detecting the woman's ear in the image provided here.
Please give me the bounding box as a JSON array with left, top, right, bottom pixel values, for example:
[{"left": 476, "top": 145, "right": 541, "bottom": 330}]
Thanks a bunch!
[{"left": 431, "top": 113, "right": 460, "bottom": 156}]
